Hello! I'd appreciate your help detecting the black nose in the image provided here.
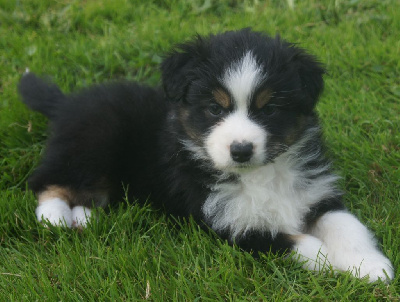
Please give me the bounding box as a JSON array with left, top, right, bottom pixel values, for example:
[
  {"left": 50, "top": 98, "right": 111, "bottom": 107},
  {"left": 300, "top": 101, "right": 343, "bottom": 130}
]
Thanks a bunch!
[{"left": 230, "top": 141, "right": 253, "bottom": 163}]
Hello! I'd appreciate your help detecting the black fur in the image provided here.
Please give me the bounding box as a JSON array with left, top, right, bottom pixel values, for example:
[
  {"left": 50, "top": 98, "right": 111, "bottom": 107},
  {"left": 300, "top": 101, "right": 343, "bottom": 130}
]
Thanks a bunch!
[
  {"left": 18, "top": 73, "right": 66, "bottom": 119},
  {"left": 20, "top": 29, "right": 343, "bottom": 255}
]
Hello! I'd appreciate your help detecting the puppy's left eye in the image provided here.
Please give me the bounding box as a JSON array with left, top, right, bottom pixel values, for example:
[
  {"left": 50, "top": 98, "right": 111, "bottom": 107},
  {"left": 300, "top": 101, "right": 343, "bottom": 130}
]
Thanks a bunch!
[{"left": 208, "top": 103, "right": 224, "bottom": 116}]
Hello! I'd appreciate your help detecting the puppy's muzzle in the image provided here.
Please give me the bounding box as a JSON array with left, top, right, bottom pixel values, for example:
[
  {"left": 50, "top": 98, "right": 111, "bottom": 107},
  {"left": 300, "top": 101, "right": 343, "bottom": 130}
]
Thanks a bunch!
[{"left": 230, "top": 141, "right": 254, "bottom": 163}]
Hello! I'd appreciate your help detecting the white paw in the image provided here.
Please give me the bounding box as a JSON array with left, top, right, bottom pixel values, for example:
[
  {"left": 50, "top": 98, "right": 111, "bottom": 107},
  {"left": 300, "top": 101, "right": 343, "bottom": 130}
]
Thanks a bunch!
[
  {"left": 71, "top": 206, "right": 92, "bottom": 228},
  {"left": 310, "top": 211, "right": 394, "bottom": 283},
  {"left": 36, "top": 198, "right": 72, "bottom": 227},
  {"left": 352, "top": 256, "right": 394, "bottom": 283},
  {"left": 292, "top": 234, "right": 331, "bottom": 272}
]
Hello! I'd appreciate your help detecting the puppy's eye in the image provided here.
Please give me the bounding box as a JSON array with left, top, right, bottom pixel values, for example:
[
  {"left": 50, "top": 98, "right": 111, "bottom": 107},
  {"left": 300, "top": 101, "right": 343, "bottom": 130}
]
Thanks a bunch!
[
  {"left": 208, "top": 103, "right": 224, "bottom": 116},
  {"left": 261, "top": 105, "right": 278, "bottom": 116}
]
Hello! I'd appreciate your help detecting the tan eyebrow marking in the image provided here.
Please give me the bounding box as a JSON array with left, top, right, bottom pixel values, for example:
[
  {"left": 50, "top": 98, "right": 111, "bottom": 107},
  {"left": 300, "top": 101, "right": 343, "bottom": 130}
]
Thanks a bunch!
[
  {"left": 212, "top": 89, "right": 231, "bottom": 109},
  {"left": 255, "top": 89, "right": 272, "bottom": 109}
]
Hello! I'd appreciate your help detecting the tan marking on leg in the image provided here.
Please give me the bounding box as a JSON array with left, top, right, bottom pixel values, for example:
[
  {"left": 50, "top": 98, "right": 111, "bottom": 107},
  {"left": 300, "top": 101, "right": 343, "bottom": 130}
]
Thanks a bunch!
[
  {"left": 38, "top": 181, "right": 110, "bottom": 208},
  {"left": 38, "top": 185, "right": 72, "bottom": 206},
  {"left": 288, "top": 234, "right": 307, "bottom": 242}
]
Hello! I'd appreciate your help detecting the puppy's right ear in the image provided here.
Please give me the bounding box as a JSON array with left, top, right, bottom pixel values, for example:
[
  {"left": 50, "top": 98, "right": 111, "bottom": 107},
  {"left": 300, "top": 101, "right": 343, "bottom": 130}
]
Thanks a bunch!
[
  {"left": 161, "top": 51, "right": 195, "bottom": 102},
  {"left": 161, "top": 37, "right": 207, "bottom": 102}
]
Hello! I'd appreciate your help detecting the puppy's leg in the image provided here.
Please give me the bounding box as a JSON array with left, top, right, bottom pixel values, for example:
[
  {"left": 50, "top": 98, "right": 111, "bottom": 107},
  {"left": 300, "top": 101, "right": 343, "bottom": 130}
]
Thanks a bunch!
[
  {"left": 310, "top": 211, "right": 394, "bottom": 282},
  {"left": 235, "top": 231, "right": 330, "bottom": 272},
  {"left": 36, "top": 185, "right": 98, "bottom": 228},
  {"left": 291, "top": 234, "right": 331, "bottom": 272},
  {"left": 71, "top": 206, "right": 92, "bottom": 228},
  {"left": 37, "top": 186, "right": 73, "bottom": 227}
]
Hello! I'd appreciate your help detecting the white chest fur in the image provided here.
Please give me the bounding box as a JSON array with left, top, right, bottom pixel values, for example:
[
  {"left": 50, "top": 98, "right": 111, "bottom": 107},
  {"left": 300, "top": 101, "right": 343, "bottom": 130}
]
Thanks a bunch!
[{"left": 202, "top": 153, "right": 339, "bottom": 240}]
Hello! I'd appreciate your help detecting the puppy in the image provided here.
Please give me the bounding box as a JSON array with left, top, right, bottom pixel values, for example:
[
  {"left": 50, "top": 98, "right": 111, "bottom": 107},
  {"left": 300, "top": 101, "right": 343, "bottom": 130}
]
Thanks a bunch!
[{"left": 19, "top": 29, "right": 394, "bottom": 282}]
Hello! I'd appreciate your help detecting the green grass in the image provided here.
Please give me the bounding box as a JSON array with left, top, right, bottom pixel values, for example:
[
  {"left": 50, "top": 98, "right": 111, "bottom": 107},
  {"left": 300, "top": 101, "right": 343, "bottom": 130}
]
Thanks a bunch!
[{"left": 1, "top": 0, "right": 399, "bottom": 300}]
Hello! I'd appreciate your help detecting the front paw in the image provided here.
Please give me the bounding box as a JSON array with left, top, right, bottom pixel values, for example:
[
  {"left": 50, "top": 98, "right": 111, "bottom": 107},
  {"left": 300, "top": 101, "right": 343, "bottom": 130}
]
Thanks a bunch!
[
  {"left": 36, "top": 198, "right": 72, "bottom": 227},
  {"left": 291, "top": 234, "right": 331, "bottom": 272},
  {"left": 71, "top": 206, "right": 92, "bottom": 228},
  {"left": 353, "top": 256, "right": 394, "bottom": 283}
]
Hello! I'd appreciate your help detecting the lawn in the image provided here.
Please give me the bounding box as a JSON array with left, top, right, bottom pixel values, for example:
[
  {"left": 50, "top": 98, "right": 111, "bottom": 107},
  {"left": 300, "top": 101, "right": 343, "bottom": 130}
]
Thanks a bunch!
[{"left": 0, "top": 0, "right": 399, "bottom": 300}]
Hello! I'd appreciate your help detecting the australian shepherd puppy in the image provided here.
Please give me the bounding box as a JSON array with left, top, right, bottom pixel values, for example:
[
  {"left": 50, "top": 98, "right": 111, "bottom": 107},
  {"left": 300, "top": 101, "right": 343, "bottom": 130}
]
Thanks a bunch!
[{"left": 19, "top": 29, "right": 393, "bottom": 282}]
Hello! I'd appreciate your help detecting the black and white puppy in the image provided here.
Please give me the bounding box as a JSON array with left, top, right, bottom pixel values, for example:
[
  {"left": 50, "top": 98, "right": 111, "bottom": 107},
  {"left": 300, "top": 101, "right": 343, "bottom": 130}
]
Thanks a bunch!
[{"left": 19, "top": 29, "right": 393, "bottom": 282}]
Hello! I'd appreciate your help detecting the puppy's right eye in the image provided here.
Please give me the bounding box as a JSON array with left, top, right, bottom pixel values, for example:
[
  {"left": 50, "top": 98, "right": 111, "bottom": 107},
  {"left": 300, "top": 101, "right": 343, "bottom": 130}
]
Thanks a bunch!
[
  {"left": 208, "top": 103, "right": 224, "bottom": 116},
  {"left": 261, "top": 104, "right": 278, "bottom": 116}
]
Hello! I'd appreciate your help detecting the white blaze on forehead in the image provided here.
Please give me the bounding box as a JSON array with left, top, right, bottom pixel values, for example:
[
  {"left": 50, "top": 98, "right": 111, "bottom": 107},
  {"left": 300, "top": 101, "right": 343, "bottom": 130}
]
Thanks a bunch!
[{"left": 222, "top": 51, "right": 265, "bottom": 112}]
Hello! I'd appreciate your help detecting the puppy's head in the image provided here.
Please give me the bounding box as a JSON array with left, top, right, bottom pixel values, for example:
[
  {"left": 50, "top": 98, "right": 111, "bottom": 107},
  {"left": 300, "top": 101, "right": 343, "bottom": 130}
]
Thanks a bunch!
[{"left": 161, "top": 29, "right": 324, "bottom": 172}]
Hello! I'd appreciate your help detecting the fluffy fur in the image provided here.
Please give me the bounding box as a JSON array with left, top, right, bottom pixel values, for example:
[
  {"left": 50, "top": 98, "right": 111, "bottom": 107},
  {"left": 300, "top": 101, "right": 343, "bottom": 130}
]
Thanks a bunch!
[{"left": 19, "top": 29, "right": 393, "bottom": 282}]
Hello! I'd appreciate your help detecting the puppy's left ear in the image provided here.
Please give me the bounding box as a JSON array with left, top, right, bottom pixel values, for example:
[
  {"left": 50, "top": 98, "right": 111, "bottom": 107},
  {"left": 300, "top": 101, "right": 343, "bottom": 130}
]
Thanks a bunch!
[
  {"left": 294, "top": 51, "right": 325, "bottom": 112},
  {"left": 161, "top": 41, "right": 199, "bottom": 102}
]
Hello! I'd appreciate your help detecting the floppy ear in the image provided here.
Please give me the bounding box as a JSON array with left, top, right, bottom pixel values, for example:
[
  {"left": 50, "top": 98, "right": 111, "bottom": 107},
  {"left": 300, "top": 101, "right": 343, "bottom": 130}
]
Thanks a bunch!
[
  {"left": 161, "top": 36, "right": 209, "bottom": 102},
  {"left": 294, "top": 51, "right": 325, "bottom": 112},
  {"left": 160, "top": 50, "right": 195, "bottom": 102}
]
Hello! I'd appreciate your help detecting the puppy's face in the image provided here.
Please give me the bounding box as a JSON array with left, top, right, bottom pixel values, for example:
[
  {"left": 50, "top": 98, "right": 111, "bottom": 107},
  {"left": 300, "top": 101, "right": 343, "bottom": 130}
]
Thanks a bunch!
[{"left": 162, "top": 30, "right": 324, "bottom": 172}]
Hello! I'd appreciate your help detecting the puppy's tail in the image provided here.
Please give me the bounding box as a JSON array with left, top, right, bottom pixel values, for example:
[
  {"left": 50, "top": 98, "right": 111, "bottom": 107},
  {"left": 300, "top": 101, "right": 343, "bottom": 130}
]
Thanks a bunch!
[{"left": 18, "top": 72, "right": 66, "bottom": 119}]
